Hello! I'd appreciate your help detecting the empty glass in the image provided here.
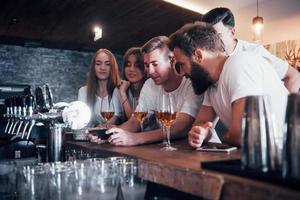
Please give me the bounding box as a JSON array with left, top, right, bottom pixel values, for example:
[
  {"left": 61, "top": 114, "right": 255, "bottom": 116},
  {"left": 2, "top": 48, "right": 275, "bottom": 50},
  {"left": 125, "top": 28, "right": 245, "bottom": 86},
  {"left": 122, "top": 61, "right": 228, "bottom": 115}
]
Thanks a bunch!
[{"left": 119, "top": 160, "right": 147, "bottom": 200}]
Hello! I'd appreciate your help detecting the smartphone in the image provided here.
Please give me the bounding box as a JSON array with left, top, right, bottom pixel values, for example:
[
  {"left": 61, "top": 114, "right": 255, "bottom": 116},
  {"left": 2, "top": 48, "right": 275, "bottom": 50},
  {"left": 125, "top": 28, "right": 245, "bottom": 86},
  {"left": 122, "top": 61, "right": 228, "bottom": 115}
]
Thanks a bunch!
[
  {"left": 88, "top": 128, "right": 112, "bottom": 140},
  {"left": 196, "top": 143, "right": 238, "bottom": 153}
]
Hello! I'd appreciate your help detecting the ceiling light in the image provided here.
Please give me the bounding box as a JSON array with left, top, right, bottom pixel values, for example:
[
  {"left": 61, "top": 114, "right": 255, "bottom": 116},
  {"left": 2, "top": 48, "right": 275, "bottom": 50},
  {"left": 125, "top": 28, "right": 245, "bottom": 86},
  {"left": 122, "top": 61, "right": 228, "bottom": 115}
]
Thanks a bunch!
[
  {"left": 252, "top": 0, "right": 264, "bottom": 43},
  {"left": 93, "top": 26, "right": 102, "bottom": 41}
]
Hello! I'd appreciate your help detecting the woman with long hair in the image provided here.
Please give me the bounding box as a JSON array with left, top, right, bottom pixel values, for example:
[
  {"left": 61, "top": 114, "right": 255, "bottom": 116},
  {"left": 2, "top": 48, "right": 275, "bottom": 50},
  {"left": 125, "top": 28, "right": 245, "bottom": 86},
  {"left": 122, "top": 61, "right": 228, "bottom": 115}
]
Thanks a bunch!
[
  {"left": 78, "top": 48, "right": 123, "bottom": 126},
  {"left": 118, "top": 47, "right": 147, "bottom": 119}
]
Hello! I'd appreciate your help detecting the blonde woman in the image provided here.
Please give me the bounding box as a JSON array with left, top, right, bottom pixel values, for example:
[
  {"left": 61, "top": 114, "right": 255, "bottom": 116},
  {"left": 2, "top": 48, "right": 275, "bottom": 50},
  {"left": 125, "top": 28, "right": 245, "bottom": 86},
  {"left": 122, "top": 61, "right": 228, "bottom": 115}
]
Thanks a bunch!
[{"left": 78, "top": 48, "right": 123, "bottom": 126}]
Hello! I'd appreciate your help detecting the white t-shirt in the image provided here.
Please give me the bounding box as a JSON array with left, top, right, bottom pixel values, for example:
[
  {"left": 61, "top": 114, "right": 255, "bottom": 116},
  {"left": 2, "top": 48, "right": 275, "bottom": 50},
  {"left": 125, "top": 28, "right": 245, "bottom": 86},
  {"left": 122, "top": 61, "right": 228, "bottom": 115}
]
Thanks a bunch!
[
  {"left": 137, "top": 77, "right": 203, "bottom": 130},
  {"left": 231, "top": 39, "right": 289, "bottom": 79},
  {"left": 78, "top": 86, "right": 123, "bottom": 125},
  {"left": 203, "top": 52, "right": 288, "bottom": 140}
]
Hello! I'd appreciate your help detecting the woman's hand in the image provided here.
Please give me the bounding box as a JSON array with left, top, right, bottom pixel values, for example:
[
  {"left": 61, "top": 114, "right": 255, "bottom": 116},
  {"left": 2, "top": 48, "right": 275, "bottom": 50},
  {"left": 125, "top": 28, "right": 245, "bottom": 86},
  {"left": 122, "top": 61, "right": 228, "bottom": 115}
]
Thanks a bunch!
[
  {"left": 188, "top": 122, "right": 213, "bottom": 148},
  {"left": 118, "top": 80, "right": 130, "bottom": 97}
]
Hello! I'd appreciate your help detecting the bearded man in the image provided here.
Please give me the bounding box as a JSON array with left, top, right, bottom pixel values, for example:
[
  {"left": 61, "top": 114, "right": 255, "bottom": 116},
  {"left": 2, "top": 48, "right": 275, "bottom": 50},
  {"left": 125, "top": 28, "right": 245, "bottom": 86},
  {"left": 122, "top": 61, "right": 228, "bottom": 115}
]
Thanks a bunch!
[{"left": 169, "top": 22, "right": 288, "bottom": 147}]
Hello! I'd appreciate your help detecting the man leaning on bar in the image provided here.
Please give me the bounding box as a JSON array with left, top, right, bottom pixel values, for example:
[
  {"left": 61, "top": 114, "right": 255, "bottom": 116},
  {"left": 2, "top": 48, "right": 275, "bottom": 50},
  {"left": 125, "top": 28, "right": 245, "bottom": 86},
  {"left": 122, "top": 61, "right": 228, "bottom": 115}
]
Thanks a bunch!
[
  {"left": 168, "top": 21, "right": 289, "bottom": 147},
  {"left": 105, "top": 36, "right": 203, "bottom": 146}
]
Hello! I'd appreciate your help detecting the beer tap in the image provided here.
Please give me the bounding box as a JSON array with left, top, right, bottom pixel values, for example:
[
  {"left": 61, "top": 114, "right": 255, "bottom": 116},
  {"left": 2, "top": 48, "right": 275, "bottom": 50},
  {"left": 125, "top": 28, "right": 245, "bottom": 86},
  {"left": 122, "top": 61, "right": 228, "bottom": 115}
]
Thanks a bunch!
[
  {"left": 7, "top": 96, "right": 17, "bottom": 134},
  {"left": 15, "top": 96, "right": 27, "bottom": 136},
  {"left": 10, "top": 96, "right": 22, "bottom": 135},
  {"left": 21, "top": 94, "right": 35, "bottom": 139},
  {"left": 4, "top": 98, "right": 12, "bottom": 133}
]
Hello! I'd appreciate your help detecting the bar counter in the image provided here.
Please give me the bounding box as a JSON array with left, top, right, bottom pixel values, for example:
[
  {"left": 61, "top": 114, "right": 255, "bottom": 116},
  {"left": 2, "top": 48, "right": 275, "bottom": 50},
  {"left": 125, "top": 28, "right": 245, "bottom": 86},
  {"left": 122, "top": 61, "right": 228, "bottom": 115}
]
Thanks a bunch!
[{"left": 65, "top": 139, "right": 300, "bottom": 200}]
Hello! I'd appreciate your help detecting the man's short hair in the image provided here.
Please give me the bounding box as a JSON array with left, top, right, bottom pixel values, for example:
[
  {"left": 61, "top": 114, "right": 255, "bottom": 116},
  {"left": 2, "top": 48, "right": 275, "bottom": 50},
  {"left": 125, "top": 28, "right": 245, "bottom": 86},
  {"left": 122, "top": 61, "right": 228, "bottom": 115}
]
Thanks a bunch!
[
  {"left": 141, "top": 36, "right": 170, "bottom": 56},
  {"left": 202, "top": 7, "right": 235, "bottom": 28},
  {"left": 169, "top": 21, "right": 224, "bottom": 57}
]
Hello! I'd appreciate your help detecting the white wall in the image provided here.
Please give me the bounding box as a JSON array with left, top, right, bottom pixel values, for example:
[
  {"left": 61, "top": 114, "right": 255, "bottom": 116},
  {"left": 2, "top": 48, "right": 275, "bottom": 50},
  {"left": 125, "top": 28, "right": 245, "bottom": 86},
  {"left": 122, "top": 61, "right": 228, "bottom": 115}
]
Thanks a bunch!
[{"left": 234, "top": 0, "right": 300, "bottom": 45}]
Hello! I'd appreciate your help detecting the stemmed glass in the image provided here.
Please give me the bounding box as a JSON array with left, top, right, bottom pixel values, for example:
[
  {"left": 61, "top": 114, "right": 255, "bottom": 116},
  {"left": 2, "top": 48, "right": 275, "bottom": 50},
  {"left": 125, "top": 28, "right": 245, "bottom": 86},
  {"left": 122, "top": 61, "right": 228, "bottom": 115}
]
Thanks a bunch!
[
  {"left": 100, "top": 98, "right": 115, "bottom": 128},
  {"left": 132, "top": 97, "right": 147, "bottom": 131},
  {"left": 155, "top": 112, "right": 168, "bottom": 145},
  {"left": 158, "top": 93, "right": 177, "bottom": 151}
]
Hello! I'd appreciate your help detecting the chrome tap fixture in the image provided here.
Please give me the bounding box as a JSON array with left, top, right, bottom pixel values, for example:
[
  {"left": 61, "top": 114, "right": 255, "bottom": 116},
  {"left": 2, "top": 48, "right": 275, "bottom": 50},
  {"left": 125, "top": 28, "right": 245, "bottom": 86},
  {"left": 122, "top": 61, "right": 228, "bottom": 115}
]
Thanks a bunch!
[
  {"left": 7, "top": 96, "right": 17, "bottom": 134},
  {"left": 4, "top": 98, "right": 12, "bottom": 133}
]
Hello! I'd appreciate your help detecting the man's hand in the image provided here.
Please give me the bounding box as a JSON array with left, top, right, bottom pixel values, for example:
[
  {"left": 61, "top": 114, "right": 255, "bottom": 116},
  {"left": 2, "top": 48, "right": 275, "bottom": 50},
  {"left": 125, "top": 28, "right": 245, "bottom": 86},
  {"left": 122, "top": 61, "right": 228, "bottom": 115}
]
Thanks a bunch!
[
  {"left": 188, "top": 122, "right": 213, "bottom": 148},
  {"left": 107, "top": 127, "right": 140, "bottom": 146}
]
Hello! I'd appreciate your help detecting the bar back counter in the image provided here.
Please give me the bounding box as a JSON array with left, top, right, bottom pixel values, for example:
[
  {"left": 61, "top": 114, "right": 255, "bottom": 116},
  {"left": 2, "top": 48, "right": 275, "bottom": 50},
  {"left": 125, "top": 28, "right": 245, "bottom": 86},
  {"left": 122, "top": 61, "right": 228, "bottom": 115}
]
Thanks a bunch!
[{"left": 65, "top": 139, "right": 300, "bottom": 200}]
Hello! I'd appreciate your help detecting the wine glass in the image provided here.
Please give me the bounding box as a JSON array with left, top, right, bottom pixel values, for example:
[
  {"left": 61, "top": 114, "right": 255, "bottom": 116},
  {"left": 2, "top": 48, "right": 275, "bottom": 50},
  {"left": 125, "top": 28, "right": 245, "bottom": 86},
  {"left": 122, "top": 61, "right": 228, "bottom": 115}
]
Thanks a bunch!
[
  {"left": 132, "top": 98, "right": 148, "bottom": 131},
  {"left": 100, "top": 98, "right": 115, "bottom": 128},
  {"left": 159, "top": 93, "right": 177, "bottom": 151},
  {"left": 155, "top": 111, "right": 168, "bottom": 145}
]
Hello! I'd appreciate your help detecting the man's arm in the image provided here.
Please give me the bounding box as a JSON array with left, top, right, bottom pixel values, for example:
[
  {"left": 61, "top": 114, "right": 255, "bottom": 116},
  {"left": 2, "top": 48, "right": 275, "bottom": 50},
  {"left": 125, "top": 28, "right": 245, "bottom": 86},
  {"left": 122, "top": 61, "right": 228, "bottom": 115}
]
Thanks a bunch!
[
  {"left": 108, "top": 112, "right": 195, "bottom": 146},
  {"left": 118, "top": 115, "right": 140, "bottom": 132},
  {"left": 223, "top": 97, "right": 245, "bottom": 146},
  {"left": 194, "top": 105, "right": 216, "bottom": 125},
  {"left": 282, "top": 65, "right": 300, "bottom": 92},
  {"left": 188, "top": 105, "right": 217, "bottom": 148}
]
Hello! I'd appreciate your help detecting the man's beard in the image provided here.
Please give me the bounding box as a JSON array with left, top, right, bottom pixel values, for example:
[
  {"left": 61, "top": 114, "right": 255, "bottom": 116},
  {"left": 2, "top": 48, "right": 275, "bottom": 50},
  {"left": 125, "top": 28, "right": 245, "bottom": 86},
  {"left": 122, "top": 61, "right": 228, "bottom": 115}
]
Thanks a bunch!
[{"left": 187, "top": 61, "right": 214, "bottom": 95}]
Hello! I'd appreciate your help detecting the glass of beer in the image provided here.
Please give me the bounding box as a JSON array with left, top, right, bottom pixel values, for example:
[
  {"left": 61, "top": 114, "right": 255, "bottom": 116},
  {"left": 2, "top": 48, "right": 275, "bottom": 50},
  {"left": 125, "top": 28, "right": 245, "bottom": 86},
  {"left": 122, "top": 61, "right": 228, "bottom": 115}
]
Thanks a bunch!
[
  {"left": 132, "top": 98, "right": 148, "bottom": 131},
  {"left": 101, "top": 99, "right": 114, "bottom": 128},
  {"left": 159, "top": 93, "right": 177, "bottom": 151}
]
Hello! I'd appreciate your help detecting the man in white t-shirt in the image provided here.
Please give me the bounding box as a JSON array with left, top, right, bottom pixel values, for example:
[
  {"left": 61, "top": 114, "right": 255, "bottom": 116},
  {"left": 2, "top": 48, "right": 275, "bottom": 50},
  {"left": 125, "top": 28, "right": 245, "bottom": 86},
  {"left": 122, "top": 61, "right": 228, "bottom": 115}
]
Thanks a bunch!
[
  {"left": 202, "top": 7, "right": 300, "bottom": 92},
  {"left": 169, "top": 22, "right": 288, "bottom": 147},
  {"left": 106, "top": 36, "right": 203, "bottom": 146}
]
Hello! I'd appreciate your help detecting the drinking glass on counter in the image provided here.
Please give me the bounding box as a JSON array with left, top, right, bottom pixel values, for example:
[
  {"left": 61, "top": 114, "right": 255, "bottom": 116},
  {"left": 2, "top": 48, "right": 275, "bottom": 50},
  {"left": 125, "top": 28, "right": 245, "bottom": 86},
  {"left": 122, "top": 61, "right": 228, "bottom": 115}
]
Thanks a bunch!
[
  {"left": 157, "top": 93, "right": 177, "bottom": 151},
  {"left": 118, "top": 159, "right": 147, "bottom": 200},
  {"left": 100, "top": 99, "right": 115, "bottom": 128},
  {"left": 132, "top": 98, "right": 148, "bottom": 131}
]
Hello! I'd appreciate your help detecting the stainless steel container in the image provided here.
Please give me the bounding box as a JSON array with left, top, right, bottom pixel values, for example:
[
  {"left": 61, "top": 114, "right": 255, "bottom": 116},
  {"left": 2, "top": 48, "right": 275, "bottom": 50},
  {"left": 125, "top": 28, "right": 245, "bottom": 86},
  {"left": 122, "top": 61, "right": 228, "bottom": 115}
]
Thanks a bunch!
[
  {"left": 47, "top": 123, "right": 64, "bottom": 162},
  {"left": 242, "top": 95, "right": 279, "bottom": 172},
  {"left": 282, "top": 93, "right": 300, "bottom": 179}
]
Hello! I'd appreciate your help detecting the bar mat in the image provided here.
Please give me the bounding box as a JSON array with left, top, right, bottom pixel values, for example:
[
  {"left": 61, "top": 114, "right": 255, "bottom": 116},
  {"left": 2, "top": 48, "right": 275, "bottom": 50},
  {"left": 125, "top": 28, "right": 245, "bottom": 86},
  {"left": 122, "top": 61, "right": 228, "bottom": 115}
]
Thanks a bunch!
[{"left": 201, "top": 159, "right": 300, "bottom": 191}]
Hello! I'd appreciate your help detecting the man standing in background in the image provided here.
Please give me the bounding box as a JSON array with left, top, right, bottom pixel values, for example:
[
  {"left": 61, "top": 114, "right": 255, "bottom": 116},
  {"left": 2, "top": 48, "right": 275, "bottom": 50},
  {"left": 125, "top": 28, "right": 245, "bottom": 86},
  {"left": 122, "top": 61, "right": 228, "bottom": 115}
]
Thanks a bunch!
[{"left": 202, "top": 7, "right": 300, "bottom": 92}]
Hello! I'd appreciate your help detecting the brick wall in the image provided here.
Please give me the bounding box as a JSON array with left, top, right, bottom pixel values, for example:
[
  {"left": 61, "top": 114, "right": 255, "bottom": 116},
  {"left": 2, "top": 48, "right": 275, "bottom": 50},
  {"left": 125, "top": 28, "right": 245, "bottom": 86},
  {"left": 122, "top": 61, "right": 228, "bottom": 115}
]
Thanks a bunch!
[{"left": 0, "top": 44, "right": 123, "bottom": 103}]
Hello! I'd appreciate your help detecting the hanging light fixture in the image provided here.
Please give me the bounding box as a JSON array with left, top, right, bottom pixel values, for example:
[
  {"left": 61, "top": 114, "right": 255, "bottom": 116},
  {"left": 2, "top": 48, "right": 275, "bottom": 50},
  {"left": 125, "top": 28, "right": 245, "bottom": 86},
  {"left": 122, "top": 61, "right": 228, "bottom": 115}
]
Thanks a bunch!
[{"left": 252, "top": 0, "right": 264, "bottom": 43}]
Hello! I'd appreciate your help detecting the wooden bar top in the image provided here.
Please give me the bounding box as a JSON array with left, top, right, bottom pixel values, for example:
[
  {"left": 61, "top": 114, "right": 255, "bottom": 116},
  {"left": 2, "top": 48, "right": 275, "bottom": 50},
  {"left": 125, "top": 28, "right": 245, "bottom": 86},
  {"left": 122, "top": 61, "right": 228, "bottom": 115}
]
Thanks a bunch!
[{"left": 65, "top": 139, "right": 300, "bottom": 200}]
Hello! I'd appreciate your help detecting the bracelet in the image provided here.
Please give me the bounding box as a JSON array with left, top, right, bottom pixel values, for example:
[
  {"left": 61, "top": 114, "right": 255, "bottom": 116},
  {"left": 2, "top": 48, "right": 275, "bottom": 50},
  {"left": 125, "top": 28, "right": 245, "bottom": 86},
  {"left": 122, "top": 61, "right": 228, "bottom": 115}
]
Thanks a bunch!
[{"left": 122, "top": 98, "right": 128, "bottom": 105}]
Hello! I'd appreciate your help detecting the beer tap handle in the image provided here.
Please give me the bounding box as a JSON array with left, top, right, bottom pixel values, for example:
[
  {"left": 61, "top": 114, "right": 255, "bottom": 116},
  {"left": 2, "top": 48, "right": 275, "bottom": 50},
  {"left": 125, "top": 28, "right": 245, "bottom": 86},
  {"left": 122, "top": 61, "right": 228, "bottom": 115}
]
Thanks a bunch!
[
  {"left": 8, "top": 96, "right": 17, "bottom": 134},
  {"left": 26, "top": 120, "right": 35, "bottom": 140},
  {"left": 11, "top": 96, "right": 22, "bottom": 135},
  {"left": 7, "top": 118, "right": 15, "bottom": 134},
  {"left": 4, "top": 118, "right": 11, "bottom": 134},
  {"left": 26, "top": 94, "right": 34, "bottom": 116},
  {"left": 11, "top": 121, "right": 19, "bottom": 135},
  {"left": 15, "top": 121, "right": 24, "bottom": 137},
  {"left": 21, "top": 95, "right": 26, "bottom": 116},
  {"left": 21, "top": 121, "right": 30, "bottom": 139},
  {"left": 45, "top": 84, "right": 54, "bottom": 110},
  {"left": 4, "top": 98, "right": 11, "bottom": 133}
]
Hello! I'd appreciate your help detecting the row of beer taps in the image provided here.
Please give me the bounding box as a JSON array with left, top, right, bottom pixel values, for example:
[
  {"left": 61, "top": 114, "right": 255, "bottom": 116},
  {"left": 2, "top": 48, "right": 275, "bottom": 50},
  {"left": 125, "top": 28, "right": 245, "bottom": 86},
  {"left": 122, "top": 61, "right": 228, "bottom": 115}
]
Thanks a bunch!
[
  {"left": 3, "top": 84, "right": 55, "bottom": 141},
  {"left": 4, "top": 95, "right": 35, "bottom": 140}
]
